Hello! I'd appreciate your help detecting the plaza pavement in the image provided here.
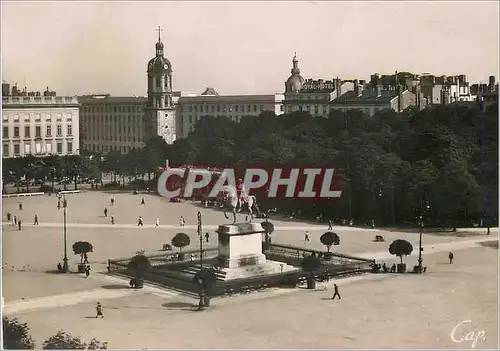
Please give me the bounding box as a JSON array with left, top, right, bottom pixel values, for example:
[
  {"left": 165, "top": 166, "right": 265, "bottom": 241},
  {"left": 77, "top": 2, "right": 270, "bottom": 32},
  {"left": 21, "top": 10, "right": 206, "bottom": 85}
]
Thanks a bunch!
[{"left": 2, "top": 191, "right": 498, "bottom": 348}]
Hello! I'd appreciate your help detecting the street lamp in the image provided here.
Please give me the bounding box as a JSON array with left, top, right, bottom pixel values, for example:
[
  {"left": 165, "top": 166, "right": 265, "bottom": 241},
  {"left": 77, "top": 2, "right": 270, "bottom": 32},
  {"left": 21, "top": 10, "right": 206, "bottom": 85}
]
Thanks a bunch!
[
  {"left": 197, "top": 211, "right": 206, "bottom": 311},
  {"left": 58, "top": 193, "right": 69, "bottom": 273},
  {"left": 417, "top": 201, "right": 430, "bottom": 273}
]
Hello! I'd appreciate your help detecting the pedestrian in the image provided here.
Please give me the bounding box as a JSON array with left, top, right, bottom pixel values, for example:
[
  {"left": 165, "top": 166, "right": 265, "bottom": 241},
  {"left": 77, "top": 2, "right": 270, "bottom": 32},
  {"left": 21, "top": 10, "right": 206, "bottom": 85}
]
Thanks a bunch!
[
  {"left": 180, "top": 216, "right": 185, "bottom": 226},
  {"left": 110, "top": 196, "right": 115, "bottom": 206},
  {"left": 138, "top": 216, "right": 144, "bottom": 226},
  {"left": 18, "top": 220, "right": 22, "bottom": 231},
  {"left": 205, "top": 232, "right": 210, "bottom": 243},
  {"left": 6, "top": 212, "right": 11, "bottom": 221},
  {"left": 12, "top": 216, "right": 16, "bottom": 226},
  {"left": 304, "top": 231, "right": 310, "bottom": 242},
  {"left": 104, "top": 208, "right": 108, "bottom": 218},
  {"left": 33, "top": 214, "right": 39, "bottom": 225},
  {"left": 448, "top": 251, "right": 454, "bottom": 264},
  {"left": 95, "top": 302, "right": 103, "bottom": 318},
  {"left": 19, "top": 203, "right": 23, "bottom": 210},
  {"left": 331, "top": 284, "right": 341, "bottom": 300},
  {"left": 190, "top": 253, "right": 195, "bottom": 262},
  {"left": 111, "top": 215, "right": 115, "bottom": 225},
  {"left": 155, "top": 218, "right": 160, "bottom": 228},
  {"left": 371, "top": 219, "right": 375, "bottom": 229},
  {"left": 57, "top": 200, "right": 61, "bottom": 210},
  {"left": 85, "top": 265, "right": 91, "bottom": 278},
  {"left": 328, "top": 219, "right": 333, "bottom": 230},
  {"left": 140, "top": 197, "right": 145, "bottom": 205}
]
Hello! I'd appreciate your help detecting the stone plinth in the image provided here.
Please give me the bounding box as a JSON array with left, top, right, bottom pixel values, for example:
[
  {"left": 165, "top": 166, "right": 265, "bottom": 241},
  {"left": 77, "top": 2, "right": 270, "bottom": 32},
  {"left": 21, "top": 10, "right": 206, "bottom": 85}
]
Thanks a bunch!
[{"left": 216, "top": 223, "right": 266, "bottom": 269}]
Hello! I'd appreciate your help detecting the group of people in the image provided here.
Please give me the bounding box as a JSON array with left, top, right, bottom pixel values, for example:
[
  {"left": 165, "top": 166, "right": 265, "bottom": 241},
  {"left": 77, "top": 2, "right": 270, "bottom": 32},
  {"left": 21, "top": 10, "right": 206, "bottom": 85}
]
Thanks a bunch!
[{"left": 5, "top": 202, "right": 31, "bottom": 231}]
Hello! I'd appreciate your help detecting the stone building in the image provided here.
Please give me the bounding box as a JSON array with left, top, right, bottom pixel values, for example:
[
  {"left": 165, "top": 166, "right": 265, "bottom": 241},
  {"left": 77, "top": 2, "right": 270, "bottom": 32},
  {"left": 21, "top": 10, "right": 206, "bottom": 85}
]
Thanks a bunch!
[{"left": 2, "top": 84, "right": 80, "bottom": 158}]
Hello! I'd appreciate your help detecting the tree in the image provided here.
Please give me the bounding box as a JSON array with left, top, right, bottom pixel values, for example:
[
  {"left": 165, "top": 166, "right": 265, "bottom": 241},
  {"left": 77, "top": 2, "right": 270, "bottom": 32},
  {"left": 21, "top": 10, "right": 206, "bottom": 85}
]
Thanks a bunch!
[
  {"left": 300, "top": 253, "right": 322, "bottom": 289},
  {"left": 42, "top": 330, "right": 107, "bottom": 350},
  {"left": 171, "top": 233, "right": 191, "bottom": 252},
  {"left": 320, "top": 232, "right": 340, "bottom": 252},
  {"left": 2, "top": 316, "right": 36, "bottom": 349},
  {"left": 72, "top": 241, "right": 93, "bottom": 264},
  {"left": 127, "top": 254, "right": 151, "bottom": 288},
  {"left": 388, "top": 239, "right": 413, "bottom": 264}
]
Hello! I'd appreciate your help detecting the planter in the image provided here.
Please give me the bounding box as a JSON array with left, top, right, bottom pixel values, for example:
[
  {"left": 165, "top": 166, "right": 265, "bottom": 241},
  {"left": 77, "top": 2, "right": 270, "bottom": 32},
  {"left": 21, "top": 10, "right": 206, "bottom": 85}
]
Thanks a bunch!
[
  {"left": 77, "top": 264, "right": 86, "bottom": 273},
  {"left": 178, "top": 252, "right": 185, "bottom": 261},
  {"left": 306, "top": 277, "right": 316, "bottom": 290},
  {"left": 130, "top": 278, "right": 144, "bottom": 289},
  {"left": 397, "top": 263, "right": 406, "bottom": 273}
]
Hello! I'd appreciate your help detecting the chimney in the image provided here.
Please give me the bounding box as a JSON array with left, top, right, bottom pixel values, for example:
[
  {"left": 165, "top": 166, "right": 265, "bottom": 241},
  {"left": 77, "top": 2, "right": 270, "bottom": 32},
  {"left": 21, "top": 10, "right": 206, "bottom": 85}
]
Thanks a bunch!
[{"left": 489, "top": 75, "right": 495, "bottom": 92}]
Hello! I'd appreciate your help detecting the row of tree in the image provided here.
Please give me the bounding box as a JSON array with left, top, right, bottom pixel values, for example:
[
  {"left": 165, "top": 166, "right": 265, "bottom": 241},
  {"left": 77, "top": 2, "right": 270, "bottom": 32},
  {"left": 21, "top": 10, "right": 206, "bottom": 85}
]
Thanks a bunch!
[{"left": 3, "top": 102, "right": 498, "bottom": 226}]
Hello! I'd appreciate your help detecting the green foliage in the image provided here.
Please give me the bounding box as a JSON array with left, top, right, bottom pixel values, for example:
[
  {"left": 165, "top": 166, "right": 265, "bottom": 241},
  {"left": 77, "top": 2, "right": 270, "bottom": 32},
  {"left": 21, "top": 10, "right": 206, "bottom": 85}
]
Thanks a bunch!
[
  {"left": 42, "top": 330, "right": 107, "bottom": 350},
  {"left": 193, "top": 268, "right": 218, "bottom": 289},
  {"left": 127, "top": 254, "right": 151, "bottom": 276},
  {"left": 389, "top": 239, "right": 413, "bottom": 264},
  {"left": 301, "top": 253, "right": 322, "bottom": 272},
  {"left": 171, "top": 233, "right": 191, "bottom": 252},
  {"left": 2, "top": 317, "right": 36, "bottom": 349},
  {"left": 72, "top": 241, "right": 93, "bottom": 263},
  {"left": 320, "top": 232, "right": 340, "bottom": 252}
]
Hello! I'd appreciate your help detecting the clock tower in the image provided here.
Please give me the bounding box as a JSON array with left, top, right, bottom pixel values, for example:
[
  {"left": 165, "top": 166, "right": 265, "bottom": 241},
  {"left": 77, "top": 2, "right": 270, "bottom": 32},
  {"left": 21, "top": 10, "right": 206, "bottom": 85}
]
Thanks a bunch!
[{"left": 146, "top": 26, "right": 176, "bottom": 143}]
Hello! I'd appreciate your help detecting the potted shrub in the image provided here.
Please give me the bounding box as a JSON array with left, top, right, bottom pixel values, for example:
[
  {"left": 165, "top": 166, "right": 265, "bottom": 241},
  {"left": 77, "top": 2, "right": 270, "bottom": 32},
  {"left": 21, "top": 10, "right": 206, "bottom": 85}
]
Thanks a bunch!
[
  {"left": 171, "top": 232, "right": 190, "bottom": 261},
  {"left": 320, "top": 232, "right": 340, "bottom": 260},
  {"left": 127, "top": 254, "right": 151, "bottom": 289},
  {"left": 388, "top": 239, "right": 413, "bottom": 273},
  {"left": 72, "top": 241, "right": 93, "bottom": 273},
  {"left": 300, "top": 253, "right": 321, "bottom": 289}
]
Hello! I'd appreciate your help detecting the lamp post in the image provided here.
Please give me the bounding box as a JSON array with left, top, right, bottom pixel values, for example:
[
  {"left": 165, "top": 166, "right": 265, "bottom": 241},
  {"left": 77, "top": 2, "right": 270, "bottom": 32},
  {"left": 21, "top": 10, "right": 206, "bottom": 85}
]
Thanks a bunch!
[
  {"left": 58, "top": 193, "right": 69, "bottom": 273},
  {"left": 417, "top": 214, "right": 423, "bottom": 272},
  {"left": 197, "top": 211, "right": 206, "bottom": 311}
]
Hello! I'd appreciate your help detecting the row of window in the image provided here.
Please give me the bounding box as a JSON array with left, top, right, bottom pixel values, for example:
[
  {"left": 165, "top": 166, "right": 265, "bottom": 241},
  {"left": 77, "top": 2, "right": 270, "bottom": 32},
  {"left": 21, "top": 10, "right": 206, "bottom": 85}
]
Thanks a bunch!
[
  {"left": 82, "top": 105, "right": 144, "bottom": 113},
  {"left": 2, "top": 113, "right": 73, "bottom": 122},
  {"left": 84, "top": 143, "right": 138, "bottom": 154},
  {"left": 187, "top": 115, "right": 242, "bottom": 124},
  {"left": 83, "top": 135, "right": 141, "bottom": 142},
  {"left": 82, "top": 114, "right": 143, "bottom": 124},
  {"left": 185, "top": 104, "right": 266, "bottom": 114},
  {"left": 3, "top": 125, "right": 72, "bottom": 138},
  {"left": 3, "top": 141, "right": 73, "bottom": 156}
]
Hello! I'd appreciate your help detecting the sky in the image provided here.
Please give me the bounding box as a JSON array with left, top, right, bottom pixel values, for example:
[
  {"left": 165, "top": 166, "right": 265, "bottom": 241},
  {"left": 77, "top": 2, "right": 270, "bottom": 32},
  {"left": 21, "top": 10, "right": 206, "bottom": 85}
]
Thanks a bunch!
[{"left": 1, "top": 1, "right": 499, "bottom": 97}]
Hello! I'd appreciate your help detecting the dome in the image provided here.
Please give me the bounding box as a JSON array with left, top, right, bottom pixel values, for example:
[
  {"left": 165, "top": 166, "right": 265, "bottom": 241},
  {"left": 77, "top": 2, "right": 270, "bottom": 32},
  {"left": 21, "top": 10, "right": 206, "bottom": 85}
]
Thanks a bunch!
[
  {"left": 286, "top": 74, "right": 304, "bottom": 93},
  {"left": 147, "top": 56, "right": 172, "bottom": 73}
]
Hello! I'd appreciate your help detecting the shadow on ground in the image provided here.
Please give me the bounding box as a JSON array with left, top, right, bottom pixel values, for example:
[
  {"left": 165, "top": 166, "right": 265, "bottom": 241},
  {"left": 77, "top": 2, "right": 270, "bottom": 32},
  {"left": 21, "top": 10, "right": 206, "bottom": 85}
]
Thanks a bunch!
[
  {"left": 101, "top": 284, "right": 130, "bottom": 290},
  {"left": 161, "top": 301, "right": 199, "bottom": 311}
]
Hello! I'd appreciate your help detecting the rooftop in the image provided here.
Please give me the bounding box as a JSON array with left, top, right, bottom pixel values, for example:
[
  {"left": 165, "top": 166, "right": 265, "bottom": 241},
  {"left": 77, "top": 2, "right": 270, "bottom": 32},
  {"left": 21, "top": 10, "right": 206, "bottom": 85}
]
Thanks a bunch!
[
  {"left": 78, "top": 95, "right": 148, "bottom": 104},
  {"left": 331, "top": 89, "right": 399, "bottom": 106},
  {"left": 178, "top": 94, "right": 284, "bottom": 104}
]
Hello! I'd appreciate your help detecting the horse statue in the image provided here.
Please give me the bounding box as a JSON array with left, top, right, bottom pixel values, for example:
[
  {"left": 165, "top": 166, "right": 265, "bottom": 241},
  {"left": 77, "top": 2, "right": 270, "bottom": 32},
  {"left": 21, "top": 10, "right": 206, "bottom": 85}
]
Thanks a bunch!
[{"left": 220, "top": 185, "right": 260, "bottom": 224}]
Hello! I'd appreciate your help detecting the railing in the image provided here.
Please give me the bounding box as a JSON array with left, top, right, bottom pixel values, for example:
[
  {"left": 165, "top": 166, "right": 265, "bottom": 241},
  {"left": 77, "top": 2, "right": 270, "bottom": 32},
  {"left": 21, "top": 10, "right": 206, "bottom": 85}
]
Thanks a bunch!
[{"left": 2, "top": 192, "right": 45, "bottom": 198}]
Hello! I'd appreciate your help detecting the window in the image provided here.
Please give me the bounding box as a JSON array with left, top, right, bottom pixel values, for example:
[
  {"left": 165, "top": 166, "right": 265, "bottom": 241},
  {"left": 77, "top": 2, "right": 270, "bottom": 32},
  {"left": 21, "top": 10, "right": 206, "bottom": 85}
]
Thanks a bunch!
[
  {"left": 24, "top": 114, "right": 30, "bottom": 121},
  {"left": 211, "top": 106, "right": 215, "bottom": 113},
  {"left": 67, "top": 124, "right": 73, "bottom": 136},
  {"left": 24, "top": 143, "right": 31, "bottom": 154},
  {"left": 3, "top": 144, "right": 8, "bottom": 155},
  {"left": 67, "top": 114, "right": 72, "bottom": 121},
  {"left": 2, "top": 114, "right": 8, "bottom": 121},
  {"left": 3, "top": 126, "right": 8, "bottom": 138},
  {"left": 57, "top": 124, "right": 62, "bottom": 136},
  {"left": 14, "top": 114, "right": 19, "bottom": 121},
  {"left": 56, "top": 114, "right": 62, "bottom": 121},
  {"left": 57, "top": 142, "right": 62, "bottom": 154},
  {"left": 46, "top": 113, "right": 51, "bottom": 121},
  {"left": 14, "top": 144, "right": 20, "bottom": 155},
  {"left": 35, "top": 142, "right": 41, "bottom": 154},
  {"left": 14, "top": 127, "right": 19, "bottom": 137},
  {"left": 35, "top": 126, "right": 41, "bottom": 137},
  {"left": 247, "top": 105, "right": 251, "bottom": 112},
  {"left": 67, "top": 142, "right": 73, "bottom": 153},
  {"left": 280, "top": 105, "right": 284, "bottom": 111},
  {"left": 46, "top": 125, "right": 52, "bottom": 137},
  {"left": 24, "top": 126, "right": 30, "bottom": 138},
  {"left": 46, "top": 142, "right": 52, "bottom": 153}
]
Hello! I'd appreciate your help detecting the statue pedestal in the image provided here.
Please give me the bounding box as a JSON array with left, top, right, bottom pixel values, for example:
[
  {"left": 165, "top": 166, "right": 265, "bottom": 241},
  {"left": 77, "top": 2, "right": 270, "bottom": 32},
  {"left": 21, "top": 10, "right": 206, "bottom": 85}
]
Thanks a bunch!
[{"left": 216, "top": 223, "right": 266, "bottom": 269}]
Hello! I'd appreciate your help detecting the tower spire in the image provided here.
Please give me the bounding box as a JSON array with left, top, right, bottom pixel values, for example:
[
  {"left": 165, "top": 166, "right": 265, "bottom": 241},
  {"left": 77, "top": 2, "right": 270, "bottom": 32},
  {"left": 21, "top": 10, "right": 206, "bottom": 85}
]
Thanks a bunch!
[
  {"left": 156, "top": 26, "right": 163, "bottom": 43},
  {"left": 291, "top": 52, "right": 300, "bottom": 75}
]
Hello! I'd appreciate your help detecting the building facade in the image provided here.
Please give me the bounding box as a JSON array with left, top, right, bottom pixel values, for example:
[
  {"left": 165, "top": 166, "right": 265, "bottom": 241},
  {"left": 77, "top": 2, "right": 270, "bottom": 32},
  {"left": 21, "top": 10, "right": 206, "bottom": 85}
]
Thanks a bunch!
[
  {"left": 2, "top": 84, "right": 80, "bottom": 158},
  {"left": 176, "top": 89, "right": 284, "bottom": 138},
  {"left": 145, "top": 27, "right": 176, "bottom": 144},
  {"left": 78, "top": 95, "right": 148, "bottom": 154},
  {"left": 282, "top": 54, "right": 356, "bottom": 116}
]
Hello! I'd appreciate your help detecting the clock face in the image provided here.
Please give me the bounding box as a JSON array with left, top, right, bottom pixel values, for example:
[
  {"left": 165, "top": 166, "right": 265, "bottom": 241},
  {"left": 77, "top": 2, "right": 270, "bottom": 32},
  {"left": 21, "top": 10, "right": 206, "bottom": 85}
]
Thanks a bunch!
[{"left": 163, "top": 64, "right": 169, "bottom": 70}]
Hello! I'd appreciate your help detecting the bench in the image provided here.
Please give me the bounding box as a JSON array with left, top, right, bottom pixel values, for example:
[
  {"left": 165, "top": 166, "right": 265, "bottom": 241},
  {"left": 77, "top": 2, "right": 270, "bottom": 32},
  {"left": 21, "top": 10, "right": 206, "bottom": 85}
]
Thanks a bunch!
[
  {"left": 374, "top": 235, "right": 385, "bottom": 242},
  {"left": 2, "top": 192, "right": 45, "bottom": 198}
]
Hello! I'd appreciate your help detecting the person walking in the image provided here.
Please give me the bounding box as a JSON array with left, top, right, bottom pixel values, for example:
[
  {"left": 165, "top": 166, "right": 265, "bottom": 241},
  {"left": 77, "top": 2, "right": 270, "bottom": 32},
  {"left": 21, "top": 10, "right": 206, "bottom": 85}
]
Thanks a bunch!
[
  {"left": 205, "top": 232, "right": 210, "bottom": 243},
  {"left": 448, "top": 252, "right": 454, "bottom": 264},
  {"left": 155, "top": 218, "right": 160, "bottom": 228},
  {"left": 33, "top": 214, "right": 39, "bottom": 225},
  {"left": 138, "top": 216, "right": 144, "bottom": 226},
  {"left": 6, "top": 212, "right": 11, "bottom": 221},
  {"left": 110, "top": 196, "right": 115, "bottom": 206},
  {"left": 180, "top": 216, "right": 186, "bottom": 227},
  {"left": 18, "top": 220, "right": 22, "bottom": 231},
  {"left": 95, "top": 302, "right": 104, "bottom": 318},
  {"left": 19, "top": 203, "right": 23, "bottom": 211},
  {"left": 140, "top": 197, "right": 145, "bottom": 205},
  {"left": 111, "top": 215, "right": 115, "bottom": 225},
  {"left": 331, "top": 284, "right": 341, "bottom": 300},
  {"left": 328, "top": 219, "right": 333, "bottom": 230},
  {"left": 104, "top": 208, "right": 108, "bottom": 218},
  {"left": 12, "top": 216, "right": 16, "bottom": 226},
  {"left": 304, "top": 231, "right": 310, "bottom": 242},
  {"left": 85, "top": 265, "right": 91, "bottom": 278}
]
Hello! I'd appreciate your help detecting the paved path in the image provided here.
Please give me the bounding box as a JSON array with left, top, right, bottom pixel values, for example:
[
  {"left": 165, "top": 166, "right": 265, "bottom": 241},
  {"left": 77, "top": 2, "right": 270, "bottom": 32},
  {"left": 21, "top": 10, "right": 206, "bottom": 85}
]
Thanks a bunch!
[
  {"left": 4, "top": 235, "right": 496, "bottom": 316},
  {"left": 14, "top": 222, "right": 369, "bottom": 231}
]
